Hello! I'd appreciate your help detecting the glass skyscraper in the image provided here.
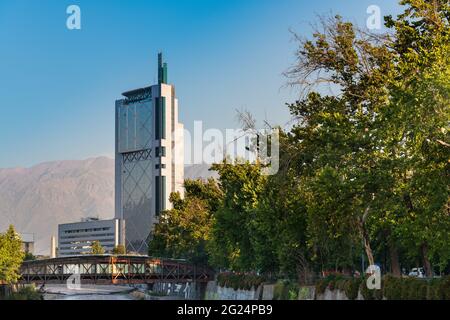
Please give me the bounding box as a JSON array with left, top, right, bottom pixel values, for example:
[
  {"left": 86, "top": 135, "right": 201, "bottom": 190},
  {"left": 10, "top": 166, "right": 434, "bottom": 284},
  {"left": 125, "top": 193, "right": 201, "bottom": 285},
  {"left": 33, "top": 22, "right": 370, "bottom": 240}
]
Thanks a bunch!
[{"left": 115, "top": 53, "right": 184, "bottom": 253}]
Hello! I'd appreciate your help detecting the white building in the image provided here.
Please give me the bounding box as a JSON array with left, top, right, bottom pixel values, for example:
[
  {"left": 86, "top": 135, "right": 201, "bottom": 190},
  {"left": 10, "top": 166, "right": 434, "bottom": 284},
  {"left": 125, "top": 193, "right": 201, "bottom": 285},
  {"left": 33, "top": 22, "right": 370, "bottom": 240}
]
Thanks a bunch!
[
  {"left": 115, "top": 53, "right": 184, "bottom": 254},
  {"left": 20, "top": 233, "right": 34, "bottom": 255},
  {"left": 58, "top": 218, "right": 123, "bottom": 256}
]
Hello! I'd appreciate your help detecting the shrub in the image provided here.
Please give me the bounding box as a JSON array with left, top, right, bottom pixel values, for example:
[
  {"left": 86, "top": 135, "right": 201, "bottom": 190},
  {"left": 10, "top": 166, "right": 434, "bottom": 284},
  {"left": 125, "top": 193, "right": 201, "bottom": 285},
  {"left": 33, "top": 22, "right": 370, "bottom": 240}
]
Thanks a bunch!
[
  {"left": 403, "top": 278, "right": 427, "bottom": 300},
  {"left": 382, "top": 275, "right": 450, "bottom": 300},
  {"left": 336, "top": 279, "right": 347, "bottom": 291},
  {"left": 373, "top": 288, "right": 383, "bottom": 300},
  {"left": 272, "top": 281, "right": 283, "bottom": 300},
  {"left": 427, "top": 276, "right": 450, "bottom": 300},
  {"left": 328, "top": 279, "right": 336, "bottom": 291},
  {"left": 245, "top": 274, "right": 265, "bottom": 290},
  {"left": 7, "top": 286, "right": 42, "bottom": 300},
  {"left": 344, "top": 278, "right": 361, "bottom": 300},
  {"left": 313, "top": 274, "right": 450, "bottom": 300},
  {"left": 315, "top": 279, "right": 328, "bottom": 295},
  {"left": 400, "top": 278, "right": 413, "bottom": 300},
  {"left": 288, "top": 286, "right": 299, "bottom": 300},
  {"left": 314, "top": 274, "right": 348, "bottom": 297},
  {"left": 273, "top": 280, "right": 288, "bottom": 300},
  {"left": 417, "top": 281, "right": 428, "bottom": 300},
  {"left": 357, "top": 276, "right": 383, "bottom": 300},
  {"left": 426, "top": 279, "right": 441, "bottom": 300},
  {"left": 328, "top": 274, "right": 346, "bottom": 291},
  {"left": 217, "top": 272, "right": 265, "bottom": 291},
  {"left": 359, "top": 279, "right": 374, "bottom": 300},
  {"left": 298, "top": 286, "right": 313, "bottom": 300},
  {"left": 216, "top": 272, "right": 228, "bottom": 288},
  {"left": 383, "top": 275, "right": 402, "bottom": 300},
  {"left": 273, "top": 280, "right": 299, "bottom": 300},
  {"left": 440, "top": 276, "right": 450, "bottom": 300}
]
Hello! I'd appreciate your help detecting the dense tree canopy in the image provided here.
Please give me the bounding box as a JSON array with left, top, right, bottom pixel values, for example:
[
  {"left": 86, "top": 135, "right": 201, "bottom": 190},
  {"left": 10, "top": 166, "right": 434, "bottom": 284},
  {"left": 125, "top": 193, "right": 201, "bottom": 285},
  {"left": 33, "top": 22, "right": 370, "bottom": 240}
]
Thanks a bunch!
[
  {"left": 149, "top": 178, "right": 222, "bottom": 265},
  {"left": 148, "top": 0, "right": 449, "bottom": 280}
]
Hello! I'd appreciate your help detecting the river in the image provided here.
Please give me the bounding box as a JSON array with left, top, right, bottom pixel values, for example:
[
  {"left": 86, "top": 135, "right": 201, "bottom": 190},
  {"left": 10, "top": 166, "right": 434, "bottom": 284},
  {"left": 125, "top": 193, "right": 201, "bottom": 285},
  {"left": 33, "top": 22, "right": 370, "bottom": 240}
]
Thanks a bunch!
[
  {"left": 42, "top": 284, "right": 138, "bottom": 300},
  {"left": 45, "top": 293, "right": 135, "bottom": 300}
]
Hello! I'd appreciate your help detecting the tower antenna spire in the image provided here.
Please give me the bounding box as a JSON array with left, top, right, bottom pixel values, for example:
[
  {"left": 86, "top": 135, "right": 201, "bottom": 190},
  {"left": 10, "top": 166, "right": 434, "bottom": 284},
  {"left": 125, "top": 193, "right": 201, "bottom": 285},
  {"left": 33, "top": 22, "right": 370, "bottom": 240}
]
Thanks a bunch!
[{"left": 158, "top": 52, "right": 167, "bottom": 84}]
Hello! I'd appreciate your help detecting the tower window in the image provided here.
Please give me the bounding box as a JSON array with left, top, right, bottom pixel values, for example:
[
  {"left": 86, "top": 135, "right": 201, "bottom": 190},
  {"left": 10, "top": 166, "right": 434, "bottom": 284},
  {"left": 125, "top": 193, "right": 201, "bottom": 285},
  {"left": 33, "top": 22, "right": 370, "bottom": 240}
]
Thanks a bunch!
[
  {"left": 155, "top": 146, "right": 166, "bottom": 157},
  {"left": 155, "top": 97, "right": 166, "bottom": 140},
  {"left": 155, "top": 175, "right": 166, "bottom": 216}
]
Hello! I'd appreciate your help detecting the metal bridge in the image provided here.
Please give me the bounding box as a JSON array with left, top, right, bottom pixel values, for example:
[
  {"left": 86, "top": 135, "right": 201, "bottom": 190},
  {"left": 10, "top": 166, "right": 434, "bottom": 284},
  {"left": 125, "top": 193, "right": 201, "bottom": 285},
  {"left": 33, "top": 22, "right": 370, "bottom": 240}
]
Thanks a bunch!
[{"left": 19, "top": 255, "right": 214, "bottom": 285}]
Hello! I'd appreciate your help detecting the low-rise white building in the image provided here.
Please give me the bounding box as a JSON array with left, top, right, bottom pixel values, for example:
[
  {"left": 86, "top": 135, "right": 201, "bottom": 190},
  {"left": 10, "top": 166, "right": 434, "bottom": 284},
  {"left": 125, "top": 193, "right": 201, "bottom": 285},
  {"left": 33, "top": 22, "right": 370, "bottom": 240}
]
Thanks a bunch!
[{"left": 58, "top": 218, "right": 124, "bottom": 256}]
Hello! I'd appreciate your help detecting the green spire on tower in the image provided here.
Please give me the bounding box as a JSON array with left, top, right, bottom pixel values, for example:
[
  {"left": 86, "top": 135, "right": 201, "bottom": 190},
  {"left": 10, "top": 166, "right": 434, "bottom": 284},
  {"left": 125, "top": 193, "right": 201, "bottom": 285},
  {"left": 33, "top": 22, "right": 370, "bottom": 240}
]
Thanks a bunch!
[{"left": 158, "top": 52, "right": 168, "bottom": 84}]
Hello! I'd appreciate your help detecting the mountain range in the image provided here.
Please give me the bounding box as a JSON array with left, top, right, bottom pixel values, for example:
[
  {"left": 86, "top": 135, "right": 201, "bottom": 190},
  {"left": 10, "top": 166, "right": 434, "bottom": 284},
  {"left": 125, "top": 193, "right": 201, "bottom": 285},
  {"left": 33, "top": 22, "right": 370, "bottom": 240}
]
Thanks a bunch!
[{"left": 0, "top": 157, "right": 215, "bottom": 255}]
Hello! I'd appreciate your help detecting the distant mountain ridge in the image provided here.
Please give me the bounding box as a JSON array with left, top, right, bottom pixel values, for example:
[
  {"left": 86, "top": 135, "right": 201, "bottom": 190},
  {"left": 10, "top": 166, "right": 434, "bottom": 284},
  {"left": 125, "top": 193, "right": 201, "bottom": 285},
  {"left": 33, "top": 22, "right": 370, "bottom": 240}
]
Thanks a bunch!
[
  {"left": 0, "top": 157, "right": 115, "bottom": 255},
  {"left": 0, "top": 157, "right": 215, "bottom": 254}
]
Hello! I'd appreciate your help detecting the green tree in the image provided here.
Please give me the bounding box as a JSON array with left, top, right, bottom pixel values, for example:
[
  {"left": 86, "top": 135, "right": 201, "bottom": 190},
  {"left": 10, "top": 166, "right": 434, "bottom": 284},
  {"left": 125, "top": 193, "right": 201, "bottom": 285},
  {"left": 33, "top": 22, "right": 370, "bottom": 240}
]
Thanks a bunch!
[
  {"left": 284, "top": 0, "right": 449, "bottom": 276},
  {"left": 112, "top": 244, "right": 126, "bottom": 255},
  {"left": 382, "top": 0, "right": 450, "bottom": 276},
  {"left": 208, "top": 160, "right": 267, "bottom": 271},
  {"left": 90, "top": 241, "right": 105, "bottom": 254},
  {"left": 24, "top": 252, "right": 36, "bottom": 261},
  {"left": 149, "top": 178, "right": 222, "bottom": 265},
  {"left": 0, "top": 225, "right": 25, "bottom": 284},
  {"left": 150, "top": 0, "right": 450, "bottom": 280},
  {"left": 286, "top": 13, "right": 396, "bottom": 271},
  {"left": 254, "top": 164, "right": 309, "bottom": 279}
]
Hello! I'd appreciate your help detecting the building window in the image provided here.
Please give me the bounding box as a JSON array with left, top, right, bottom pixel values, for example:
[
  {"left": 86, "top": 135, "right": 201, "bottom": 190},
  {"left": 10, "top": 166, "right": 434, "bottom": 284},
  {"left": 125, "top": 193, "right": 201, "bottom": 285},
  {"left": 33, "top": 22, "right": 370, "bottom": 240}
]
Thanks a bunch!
[
  {"left": 155, "top": 175, "right": 166, "bottom": 216},
  {"left": 155, "top": 176, "right": 160, "bottom": 216},
  {"left": 155, "top": 98, "right": 160, "bottom": 139},
  {"left": 155, "top": 146, "right": 166, "bottom": 157},
  {"left": 161, "top": 97, "right": 166, "bottom": 139},
  {"left": 161, "top": 176, "right": 166, "bottom": 211},
  {"left": 155, "top": 97, "right": 166, "bottom": 140}
]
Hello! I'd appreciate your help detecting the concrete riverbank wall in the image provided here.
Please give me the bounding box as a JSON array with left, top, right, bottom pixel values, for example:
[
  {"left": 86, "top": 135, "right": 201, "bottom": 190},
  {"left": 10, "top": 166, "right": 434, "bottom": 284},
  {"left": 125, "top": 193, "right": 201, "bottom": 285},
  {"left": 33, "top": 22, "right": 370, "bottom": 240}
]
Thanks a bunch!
[
  {"left": 205, "top": 281, "right": 263, "bottom": 300},
  {"left": 204, "top": 281, "right": 368, "bottom": 300}
]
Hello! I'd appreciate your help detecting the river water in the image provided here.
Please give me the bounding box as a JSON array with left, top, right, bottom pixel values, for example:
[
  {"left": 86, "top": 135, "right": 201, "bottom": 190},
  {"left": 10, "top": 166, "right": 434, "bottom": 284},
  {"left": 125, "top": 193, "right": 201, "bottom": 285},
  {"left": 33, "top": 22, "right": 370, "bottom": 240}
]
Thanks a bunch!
[
  {"left": 42, "top": 284, "right": 137, "bottom": 300},
  {"left": 45, "top": 293, "right": 135, "bottom": 300}
]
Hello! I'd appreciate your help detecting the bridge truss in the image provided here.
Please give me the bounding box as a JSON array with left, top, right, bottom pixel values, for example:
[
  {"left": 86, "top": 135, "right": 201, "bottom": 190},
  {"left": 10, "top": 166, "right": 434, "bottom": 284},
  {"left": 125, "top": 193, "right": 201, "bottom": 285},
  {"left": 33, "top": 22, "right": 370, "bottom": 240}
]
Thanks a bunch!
[{"left": 19, "top": 255, "right": 214, "bottom": 285}]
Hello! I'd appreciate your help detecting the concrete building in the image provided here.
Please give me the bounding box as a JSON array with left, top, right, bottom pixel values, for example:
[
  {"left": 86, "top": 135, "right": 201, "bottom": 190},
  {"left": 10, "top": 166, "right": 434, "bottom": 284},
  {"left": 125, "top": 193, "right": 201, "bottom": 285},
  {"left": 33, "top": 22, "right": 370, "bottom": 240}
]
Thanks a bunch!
[
  {"left": 20, "top": 233, "right": 34, "bottom": 255},
  {"left": 115, "top": 53, "right": 184, "bottom": 254},
  {"left": 50, "top": 235, "right": 56, "bottom": 258},
  {"left": 58, "top": 218, "right": 122, "bottom": 256}
]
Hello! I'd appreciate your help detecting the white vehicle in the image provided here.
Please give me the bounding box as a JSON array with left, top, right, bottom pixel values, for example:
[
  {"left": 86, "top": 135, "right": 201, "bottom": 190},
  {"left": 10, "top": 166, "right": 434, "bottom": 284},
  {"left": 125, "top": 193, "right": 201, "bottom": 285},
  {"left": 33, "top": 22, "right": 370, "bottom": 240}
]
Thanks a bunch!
[{"left": 408, "top": 267, "right": 425, "bottom": 278}]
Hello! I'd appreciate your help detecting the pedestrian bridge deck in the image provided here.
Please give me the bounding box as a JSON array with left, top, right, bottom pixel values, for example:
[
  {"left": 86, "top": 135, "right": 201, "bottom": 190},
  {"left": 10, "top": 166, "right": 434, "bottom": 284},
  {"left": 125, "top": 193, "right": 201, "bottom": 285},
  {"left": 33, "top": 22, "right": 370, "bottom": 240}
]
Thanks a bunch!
[{"left": 20, "top": 255, "right": 213, "bottom": 285}]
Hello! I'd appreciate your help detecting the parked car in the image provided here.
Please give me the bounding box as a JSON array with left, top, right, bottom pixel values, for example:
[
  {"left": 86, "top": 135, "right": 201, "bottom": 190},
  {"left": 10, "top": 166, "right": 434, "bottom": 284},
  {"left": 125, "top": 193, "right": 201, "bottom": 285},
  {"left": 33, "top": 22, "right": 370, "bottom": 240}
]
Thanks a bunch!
[{"left": 408, "top": 267, "right": 425, "bottom": 278}]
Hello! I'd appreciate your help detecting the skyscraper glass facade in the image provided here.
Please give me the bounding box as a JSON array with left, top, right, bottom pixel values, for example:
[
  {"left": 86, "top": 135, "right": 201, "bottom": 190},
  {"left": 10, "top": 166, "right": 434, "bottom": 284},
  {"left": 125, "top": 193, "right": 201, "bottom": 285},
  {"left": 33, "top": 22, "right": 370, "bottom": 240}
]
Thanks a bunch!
[
  {"left": 115, "top": 54, "right": 184, "bottom": 254},
  {"left": 117, "top": 88, "right": 155, "bottom": 252}
]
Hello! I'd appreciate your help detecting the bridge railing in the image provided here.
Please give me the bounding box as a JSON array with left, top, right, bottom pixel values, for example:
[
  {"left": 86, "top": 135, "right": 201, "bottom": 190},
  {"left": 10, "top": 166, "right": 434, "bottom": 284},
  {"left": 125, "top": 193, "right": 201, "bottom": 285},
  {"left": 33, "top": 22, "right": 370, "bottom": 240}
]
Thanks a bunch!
[{"left": 19, "top": 255, "right": 214, "bottom": 284}]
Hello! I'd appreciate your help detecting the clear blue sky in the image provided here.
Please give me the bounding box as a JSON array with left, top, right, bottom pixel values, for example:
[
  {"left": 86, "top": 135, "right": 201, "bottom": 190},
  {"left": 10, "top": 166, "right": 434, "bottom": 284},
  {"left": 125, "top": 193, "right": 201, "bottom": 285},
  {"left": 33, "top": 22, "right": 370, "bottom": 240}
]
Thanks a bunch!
[{"left": 0, "top": 0, "right": 402, "bottom": 168}]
